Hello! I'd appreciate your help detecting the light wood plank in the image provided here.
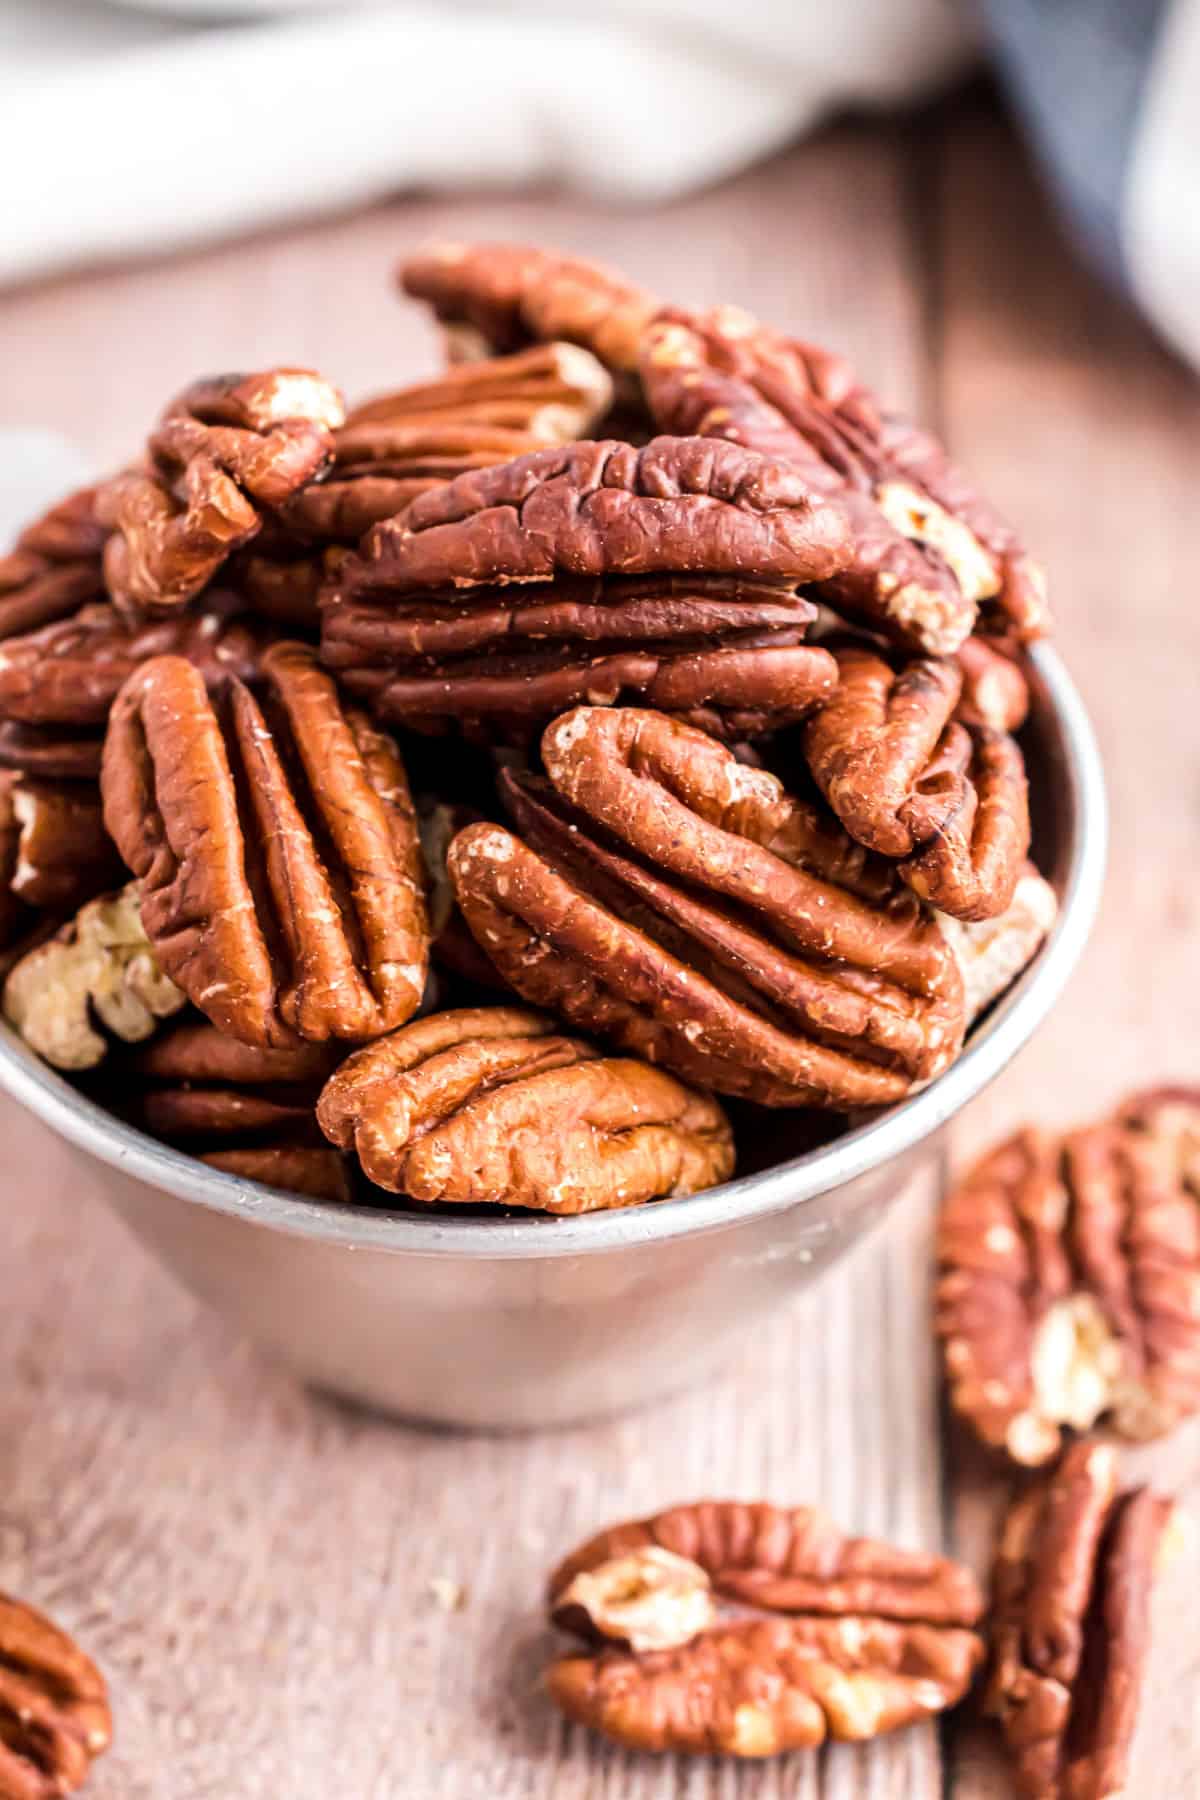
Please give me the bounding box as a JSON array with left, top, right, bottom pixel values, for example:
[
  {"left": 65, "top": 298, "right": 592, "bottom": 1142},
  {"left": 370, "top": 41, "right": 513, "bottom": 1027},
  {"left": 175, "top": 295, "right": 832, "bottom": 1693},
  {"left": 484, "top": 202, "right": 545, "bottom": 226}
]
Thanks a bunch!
[
  {"left": 934, "top": 101, "right": 1200, "bottom": 1796},
  {"left": 0, "top": 124, "right": 961, "bottom": 1797}
]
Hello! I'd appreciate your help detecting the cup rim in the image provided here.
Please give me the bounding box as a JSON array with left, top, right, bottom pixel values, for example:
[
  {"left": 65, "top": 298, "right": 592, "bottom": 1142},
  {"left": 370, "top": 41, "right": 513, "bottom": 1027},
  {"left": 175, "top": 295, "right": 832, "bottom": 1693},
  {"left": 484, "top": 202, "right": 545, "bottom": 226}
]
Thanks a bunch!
[{"left": 0, "top": 643, "right": 1106, "bottom": 1260}]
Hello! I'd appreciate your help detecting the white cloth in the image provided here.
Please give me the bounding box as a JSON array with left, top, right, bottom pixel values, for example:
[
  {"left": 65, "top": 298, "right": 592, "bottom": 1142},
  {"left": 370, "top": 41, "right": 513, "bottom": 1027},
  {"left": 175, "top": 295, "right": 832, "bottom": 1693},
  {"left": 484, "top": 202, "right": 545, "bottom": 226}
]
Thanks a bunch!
[{"left": 0, "top": 0, "right": 974, "bottom": 286}]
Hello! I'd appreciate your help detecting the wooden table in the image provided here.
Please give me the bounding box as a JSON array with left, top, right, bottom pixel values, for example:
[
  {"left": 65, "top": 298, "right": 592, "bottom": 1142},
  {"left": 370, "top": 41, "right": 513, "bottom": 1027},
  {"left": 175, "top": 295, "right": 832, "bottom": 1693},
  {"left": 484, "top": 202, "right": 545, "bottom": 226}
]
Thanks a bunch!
[{"left": 1, "top": 96, "right": 1197, "bottom": 1797}]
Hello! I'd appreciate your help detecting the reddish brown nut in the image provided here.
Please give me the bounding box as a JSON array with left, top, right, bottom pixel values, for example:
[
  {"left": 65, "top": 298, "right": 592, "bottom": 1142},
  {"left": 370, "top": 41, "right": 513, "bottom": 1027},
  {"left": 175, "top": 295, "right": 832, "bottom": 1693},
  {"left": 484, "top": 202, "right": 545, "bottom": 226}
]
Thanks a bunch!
[
  {"left": 114, "top": 1015, "right": 352, "bottom": 1201},
  {"left": 898, "top": 724, "right": 1031, "bottom": 922},
  {"left": 0, "top": 484, "right": 108, "bottom": 642},
  {"left": 347, "top": 341, "right": 613, "bottom": 437},
  {"left": 98, "top": 369, "right": 344, "bottom": 615},
  {"left": 802, "top": 641, "right": 966, "bottom": 856},
  {"left": 3, "top": 881, "right": 186, "bottom": 1070},
  {"left": 937, "top": 1111, "right": 1200, "bottom": 1465},
  {"left": 938, "top": 862, "right": 1057, "bottom": 1024},
  {"left": 399, "top": 240, "right": 659, "bottom": 376},
  {"left": 0, "top": 724, "right": 103, "bottom": 782},
  {"left": 955, "top": 634, "right": 1030, "bottom": 732},
  {"left": 317, "top": 1006, "right": 733, "bottom": 1212},
  {"left": 0, "top": 598, "right": 261, "bottom": 728},
  {"left": 0, "top": 773, "right": 122, "bottom": 929},
  {"left": 985, "top": 1441, "right": 1179, "bottom": 1800},
  {"left": 101, "top": 642, "right": 429, "bottom": 1049},
  {"left": 0, "top": 1592, "right": 111, "bottom": 1800},
  {"left": 640, "top": 308, "right": 1048, "bottom": 651},
  {"left": 545, "top": 1500, "right": 984, "bottom": 1756},
  {"left": 1118, "top": 1085, "right": 1200, "bottom": 1194},
  {"left": 448, "top": 708, "right": 965, "bottom": 1108}
]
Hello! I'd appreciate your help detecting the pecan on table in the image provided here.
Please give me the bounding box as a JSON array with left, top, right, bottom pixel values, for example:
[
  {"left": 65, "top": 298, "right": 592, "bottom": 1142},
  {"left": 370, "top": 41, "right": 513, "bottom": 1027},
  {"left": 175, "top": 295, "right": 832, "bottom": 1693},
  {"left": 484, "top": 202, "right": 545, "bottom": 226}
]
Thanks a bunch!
[
  {"left": 102, "top": 642, "right": 429, "bottom": 1049},
  {"left": 0, "top": 1592, "right": 111, "bottom": 1800},
  {"left": 937, "top": 863, "right": 1057, "bottom": 1024},
  {"left": 399, "top": 241, "right": 659, "bottom": 378},
  {"left": 3, "top": 882, "right": 185, "bottom": 1070},
  {"left": 317, "top": 1006, "right": 733, "bottom": 1212},
  {"left": 98, "top": 369, "right": 344, "bottom": 615},
  {"left": 320, "top": 435, "right": 846, "bottom": 742},
  {"left": 544, "top": 1499, "right": 984, "bottom": 1756},
  {"left": 0, "top": 484, "right": 107, "bottom": 642},
  {"left": 937, "top": 1107, "right": 1200, "bottom": 1465},
  {"left": 0, "top": 772, "right": 122, "bottom": 942},
  {"left": 122, "top": 1017, "right": 350, "bottom": 1201},
  {"left": 447, "top": 708, "right": 966, "bottom": 1108},
  {"left": 640, "top": 307, "right": 1048, "bottom": 651},
  {"left": 985, "top": 1441, "right": 1179, "bottom": 1799}
]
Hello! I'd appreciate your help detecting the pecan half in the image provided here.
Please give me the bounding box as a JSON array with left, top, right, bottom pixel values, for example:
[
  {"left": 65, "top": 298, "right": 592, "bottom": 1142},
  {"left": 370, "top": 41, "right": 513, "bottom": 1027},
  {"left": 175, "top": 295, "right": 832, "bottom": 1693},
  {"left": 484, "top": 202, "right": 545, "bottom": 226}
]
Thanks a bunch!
[
  {"left": 937, "top": 1108, "right": 1200, "bottom": 1464},
  {"left": 0, "top": 724, "right": 102, "bottom": 782},
  {"left": 102, "top": 642, "right": 429, "bottom": 1049},
  {"left": 545, "top": 1500, "right": 983, "bottom": 1756},
  {"left": 448, "top": 708, "right": 965, "bottom": 1108},
  {"left": 985, "top": 1441, "right": 1179, "bottom": 1799},
  {"left": 3, "top": 882, "right": 185, "bottom": 1070},
  {"left": 399, "top": 241, "right": 658, "bottom": 375},
  {"left": 0, "top": 485, "right": 107, "bottom": 642},
  {"left": 640, "top": 307, "right": 1048, "bottom": 651},
  {"left": 0, "top": 598, "right": 261, "bottom": 728},
  {"left": 317, "top": 1005, "right": 733, "bottom": 1212},
  {"left": 938, "top": 863, "right": 1057, "bottom": 1023},
  {"left": 956, "top": 634, "right": 1030, "bottom": 732},
  {"left": 898, "top": 724, "right": 1031, "bottom": 922},
  {"left": 98, "top": 369, "right": 344, "bottom": 615},
  {"left": 117, "top": 1016, "right": 351, "bottom": 1201},
  {"left": 345, "top": 338, "right": 612, "bottom": 432},
  {"left": 0, "top": 1592, "right": 111, "bottom": 1800},
  {"left": 0, "top": 773, "right": 122, "bottom": 928}
]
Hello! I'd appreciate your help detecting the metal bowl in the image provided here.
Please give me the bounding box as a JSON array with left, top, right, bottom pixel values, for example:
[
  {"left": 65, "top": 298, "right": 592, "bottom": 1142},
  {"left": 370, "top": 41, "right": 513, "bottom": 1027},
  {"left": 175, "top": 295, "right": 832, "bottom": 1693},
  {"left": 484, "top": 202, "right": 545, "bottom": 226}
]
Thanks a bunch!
[{"left": 0, "top": 646, "right": 1105, "bottom": 1428}]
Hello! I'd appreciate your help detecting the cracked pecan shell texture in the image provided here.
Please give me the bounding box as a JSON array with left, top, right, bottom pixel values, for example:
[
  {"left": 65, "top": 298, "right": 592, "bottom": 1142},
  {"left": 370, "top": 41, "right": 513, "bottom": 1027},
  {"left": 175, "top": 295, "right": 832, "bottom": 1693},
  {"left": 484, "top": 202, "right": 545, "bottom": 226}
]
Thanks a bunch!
[
  {"left": 937, "top": 1112, "right": 1200, "bottom": 1465},
  {"left": 101, "top": 642, "right": 429, "bottom": 1049},
  {"left": 545, "top": 1500, "right": 983, "bottom": 1757},
  {"left": 317, "top": 1005, "right": 733, "bottom": 1212},
  {"left": 640, "top": 307, "right": 1048, "bottom": 650},
  {"left": 322, "top": 568, "right": 836, "bottom": 743},
  {"left": 399, "top": 240, "right": 659, "bottom": 374},
  {"left": 98, "top": 369, "right": 343, "bottom": 615},
  {"left": 337, "top": 435, "right": 851, "bottom": 597},
  {"left": 448, "top": 708, "right": 965, "bottom": 1108},
  {"left": 0, "top": 1592, "right": 111, "bottom": 1800},
  {"left": 985, "top": 1441, "right": 1177, "bottom": 1800},
  {"left": 0, "top": 598, "right": 261, "bottom": 728}
]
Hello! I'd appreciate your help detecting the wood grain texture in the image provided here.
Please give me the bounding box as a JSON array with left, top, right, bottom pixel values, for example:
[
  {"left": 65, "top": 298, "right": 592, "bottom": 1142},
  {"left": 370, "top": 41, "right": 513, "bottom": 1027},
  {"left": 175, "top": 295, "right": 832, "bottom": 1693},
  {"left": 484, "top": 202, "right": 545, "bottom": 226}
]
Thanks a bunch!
[{"left": 0, "top": 98, "right": 1197, "bottom": 1796}]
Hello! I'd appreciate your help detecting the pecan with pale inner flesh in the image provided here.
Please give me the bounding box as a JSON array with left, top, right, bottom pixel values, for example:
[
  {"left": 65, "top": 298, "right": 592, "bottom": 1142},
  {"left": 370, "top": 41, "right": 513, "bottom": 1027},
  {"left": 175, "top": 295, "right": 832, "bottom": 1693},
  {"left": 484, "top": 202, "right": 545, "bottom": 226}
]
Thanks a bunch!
[
  {"left": 448, "top": 708, "right": 965, "bottom": 1108},
  {"left": 121, "top": 1016, "right": 350, "bottom": 1201},
  {"left": 0, "top": 1592, "right": 111, "bottom": 1800},
  {"left": 101, "top": 642, "right": 429, "bottom": 1050},
  {"left": 98, "top": 369, "right": 343, "bottom": 615},
  {"left": 0, "top": 485, "right": 107, "bottom": 642},
  {"left": 545, "top": 1500, "right": 984, "bottom": 1756},
  {"left": 0, "top": 773, "right": 122, "bottom": 940},
  {"left": 937, "top": 1109, "right": 1200, "bottom": 1465},
  {"left": 320, "top": 435, "right": 845, "bottom": 743},
  {"left": 317, "top": 1006, "right": 733, "bottom": 1212},
  {"left": 937, "top": 863, "right": 1057, "bottom": 1024},
  {"left": 640, "top": 307, "right": 1048, "bottom": 651},
  {"left": 399, "top": 241, "right": 659, "bottom": 377},
  {"left": 985, "top": 1441, "right": 1180, "bottom": 1800},
  {"left": 3, "top": 882, "right": 185, "bottom": 1070}
]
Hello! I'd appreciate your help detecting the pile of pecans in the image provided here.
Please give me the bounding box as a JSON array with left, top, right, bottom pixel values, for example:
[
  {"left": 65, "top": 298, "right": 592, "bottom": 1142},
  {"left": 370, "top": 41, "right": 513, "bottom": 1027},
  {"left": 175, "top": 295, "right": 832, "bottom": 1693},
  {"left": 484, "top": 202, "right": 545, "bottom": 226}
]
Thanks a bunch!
[{"left": 0, "top": 242, "right": 1060, "bottom": 1216}]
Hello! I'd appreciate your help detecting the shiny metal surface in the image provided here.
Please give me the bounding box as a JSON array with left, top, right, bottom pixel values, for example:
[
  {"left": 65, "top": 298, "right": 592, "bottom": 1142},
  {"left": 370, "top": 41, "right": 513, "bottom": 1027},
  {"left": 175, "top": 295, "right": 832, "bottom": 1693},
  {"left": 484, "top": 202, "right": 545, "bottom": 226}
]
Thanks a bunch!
[{"left": 0, "top": 646, "right": 1105, "bottom": 1428}]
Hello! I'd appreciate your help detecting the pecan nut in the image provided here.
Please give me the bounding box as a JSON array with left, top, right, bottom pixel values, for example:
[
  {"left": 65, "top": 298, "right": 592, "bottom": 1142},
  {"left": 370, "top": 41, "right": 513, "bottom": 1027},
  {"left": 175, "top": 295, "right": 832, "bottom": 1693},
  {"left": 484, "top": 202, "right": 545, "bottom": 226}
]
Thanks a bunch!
[
  {"left": 937, "top": 1106, "right": 1200, "bottom": 1464},
  {"left": 640, "top": 307, "right": 1048, "bottom": 652},
  {"left": 955, "top": 633, "right": 1030, "bottom": 732},
  {"left": 545, "top": 1500, "right": 983, "bottom": 1756},
  {"left": 399, "top": 240, "right": 658, "bottom": 375},
  {"left": 101, "top": 642, "right": 429, "bottom": 1049},
  {"left": 98, "top": 369, "right": 343, "bottom": 614},
  {"left": 898, "top": 724, "right": 1031, "bottom": 922},
  {"left": 0, "top": 724, "right": 103, "bottom": 782},
  {"left": 0, "top": 484, "right": 107, "bottom": 642},
  {"left": 3, "top": 881, "right": 185, "bottom": 1070},
  {"left": 0, "top": 773, "right": 122, "bottom": 927},
  {"left": 0, "top": 1592, "right": 111, "bottom": 1800},
  {"left": 119, "top": 1016, "right": 351, "bottom": 1201},
  {"left": 317, "top": 1005, "right": 733, "bottom": 1212},
  {"left": 938, "top": 863, "right": 1057, "bottom": 1023},
  {"left": 985, "top": 1441, "right": 1179, "bottom": 1799},
  {"left": 448, "top": 708, "right": 965, "bottom": 1107}
]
